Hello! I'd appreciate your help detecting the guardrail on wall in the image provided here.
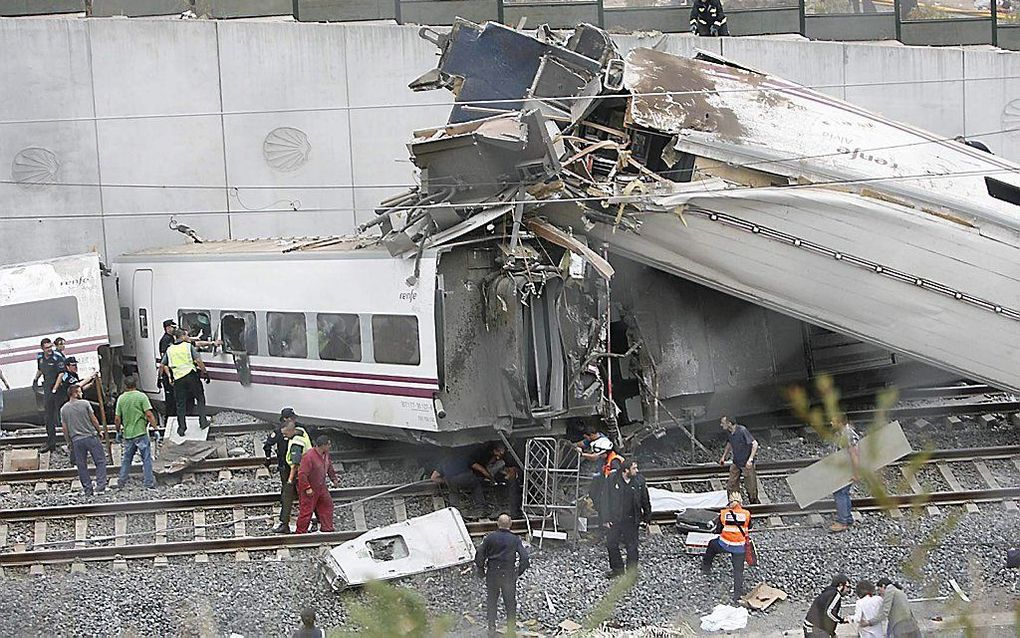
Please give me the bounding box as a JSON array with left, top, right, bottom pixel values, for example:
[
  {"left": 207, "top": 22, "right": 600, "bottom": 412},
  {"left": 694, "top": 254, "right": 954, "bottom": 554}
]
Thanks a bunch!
[{"left": 0, "top": 0, "right": 1015, "bottom": 49}]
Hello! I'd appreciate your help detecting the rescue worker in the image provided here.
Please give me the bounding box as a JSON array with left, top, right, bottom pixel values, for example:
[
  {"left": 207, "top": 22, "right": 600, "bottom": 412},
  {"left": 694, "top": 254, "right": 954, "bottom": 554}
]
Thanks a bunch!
[
  {"left": 475, "top": 513, "right": 530, "bottom": 638},
  {"left": 52, "top": 356, "right": 97, "bottom": 415},
  {"left": 33, "top": 338, "right": 65, "bottom": 452},
  {"left": 159, "top": 328, "right": 210, "bottom": 437},
  {"left": 431, "top": 447, "right": 486, "bottom": 515},
  {"left": 803, "top": 573, "right": 851, "bottom": 637},
  {"left": 590, "top": 436, "right": 623, "bottom": 527},
  {"left": 719, "top": 416, "right": 760, "bottom": 504},
  {"left": 157, "top": 319, "right": 178, "bottom": 420},
  {"left": 296, "top": 435, "right": 338, "bottom": 534},
  {"left": 264, "top": 408, "right": 316, "bottom": 490},
  {"left": 701, "top": 492, "right": 751, "bottom": 602},
  {"left": 474, "top": 442, "right": 524, "bottom": 519},
  {"left": 690, "top": 0, "right": 729, "bottom": 36},
  {"left": 604, "top": 459, "right": 652, "bottom": 578},
  {"left": 829, "top": 419, "right": 861, "bottom": 533},
  {"left": 272, "top": 418, "right": 312, "bottom": 534},
  {"left": 860, "top": 579, "right": 921, "bottom": 637}
]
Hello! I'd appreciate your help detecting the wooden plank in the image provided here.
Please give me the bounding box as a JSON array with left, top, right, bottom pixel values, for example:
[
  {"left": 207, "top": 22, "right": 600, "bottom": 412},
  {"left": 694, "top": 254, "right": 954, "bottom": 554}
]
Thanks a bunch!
[
  {"left": 787, "top": 421, "right": 912, "bottom": 508},
  {"left": 352, "top": 502, "right": 368, "bottom": 531},
  {"left": 974, "top": 461, "right": 1018, "bottom": 512},
  {"left": 75, "top": 518, "right": 88, "bottom": 548},
  {"left": 936, "top": 463, "right": 979, "bottom": 513},
  {"left": 115, "top": 514, "right": 127, "bottom": 547},
  {"left": 899, "top": 467, "right": 939, "bottom": 516},
  {"left": 393, "top": 497, "right": 407, "bottom": 522},
  {"left": 232, "top": 507, "right": 246, "bottom": 538}
]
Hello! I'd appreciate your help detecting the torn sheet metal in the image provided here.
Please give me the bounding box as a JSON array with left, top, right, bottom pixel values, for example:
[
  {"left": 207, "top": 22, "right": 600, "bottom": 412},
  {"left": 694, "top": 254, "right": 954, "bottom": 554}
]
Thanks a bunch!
[
  {"left": 152, "top": 438, "right": 221, "bottom": 475},
  {"left": 320, "top": 507, "right": 476, "bottom": 590},
  {"left": 786, "top": 420, "right": 912, "bottom": 508},
  {"left": 525, "top": 218, "right": 614, "bottom": 279}
]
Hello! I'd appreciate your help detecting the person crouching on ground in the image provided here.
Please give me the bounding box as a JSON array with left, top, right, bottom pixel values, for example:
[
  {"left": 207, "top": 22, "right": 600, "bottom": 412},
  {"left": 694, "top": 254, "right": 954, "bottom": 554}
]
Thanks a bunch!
[{"left": 296, "top": 435, "right": 338, "bottom": 533}]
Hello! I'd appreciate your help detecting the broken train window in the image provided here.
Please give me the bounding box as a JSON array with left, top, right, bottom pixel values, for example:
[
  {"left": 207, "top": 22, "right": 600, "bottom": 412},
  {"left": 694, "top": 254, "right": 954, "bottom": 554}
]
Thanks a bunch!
[
  {"left": 178, "top": 309, "right": 212, "bottom": 351},
  {"left": 220, "top": 311, "right": 258, "bottom": 355},
  {"left": 366, "top": 535, "right": 410, "bottom": 562},
  {"left": 268, "top": 311, "right": 308, "bottom": 359},
  {"left": 317, "top": 313, "right": 361, "bottom": 362},
  {"left": 371, "top": 315, "right": 420, "bottom": 366}
]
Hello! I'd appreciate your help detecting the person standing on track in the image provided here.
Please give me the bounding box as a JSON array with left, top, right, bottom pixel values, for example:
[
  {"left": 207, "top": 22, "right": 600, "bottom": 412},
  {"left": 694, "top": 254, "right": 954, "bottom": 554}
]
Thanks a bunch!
[
  {"left": 829, "top": 419, "right": 861, "bottom": 533},
  {"left": 296, "top": 435, "right": 338, "bottom": 534},
  {"left": 604, "top": 459, "right": 652, "bottom": 579},
  {"left": 159, "top": 328, "right": 210, "bottom": 437},
  {"left": 114, "top": 376, "right": 158, "bottom": 490},
  {"left": 475, "top": 513, "right": 530, "bottom": 638},
  {"left": 60, "top": 384, "right": 108, "bottom": 495},
  {"left": 273, "top": 417, "right": 313, "bottom": 534},
  {"left": 157, "top": 319, "right": 178, "bottom": 422},
  {"left": 33, "top": 338, "right": 65, "bottom": 452},
  {"left": 719, "top": 416, "right": 760, "bottom": 504}
]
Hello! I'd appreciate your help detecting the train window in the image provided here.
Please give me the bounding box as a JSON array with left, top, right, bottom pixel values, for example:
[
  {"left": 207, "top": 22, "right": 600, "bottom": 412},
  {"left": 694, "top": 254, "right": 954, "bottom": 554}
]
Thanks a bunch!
[
  {"left": 316, "top": 314, "right": 362, "bottom": 362},
  {"left": 178, "top": 310, "right": 213, "bottom": 350},
  {"left": 268, "top": 312, "right": 307, "bottom": 358},
  {"left": 371, "top": 315, "right": 420, "bottom": 365},
  {"left": 0, "top": 296, "right": 80, "bottom": 341},
  {"left": 221, "top": 311, "right": 258, "bottom": 355}
]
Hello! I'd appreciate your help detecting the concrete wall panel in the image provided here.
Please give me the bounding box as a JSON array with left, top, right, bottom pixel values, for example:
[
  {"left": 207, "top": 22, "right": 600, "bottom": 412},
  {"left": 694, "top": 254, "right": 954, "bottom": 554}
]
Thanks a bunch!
[
  {"left": 91, "top": 0, "right": 189, "bottom": 17},
  {"left": 900, "top": 18, "right": 992, "bottom": 47},
  {"left": 0, "top": 1, "right": 82, "bottom": 16},
  {"left": 654, "top": 32, "right": 723, "bottom": 56},
  {"left": 196, "top": 0, "right": 292, "bottom": 18},
  {"left": 297, "top": 0, "right": 396, "bottom": 21},
  {"left": 227, "top": 209, "right": 357, "bottom": 238},
  {"left": 844, "top": 44, "right": 964, "bottom": 137},
  {"left": 102, "top": 213, "right": 230, "bottom": 259},
  {"left": 605, "top": 7, "right": 690, "bottom": 33},
  {"left": 502, "top": 3, "right": 600, "bottom": 28},
  {"left": 0, "top": 19, "right": 93, "bottom": 121},
  {"left": 722, "top": 37, "right": 847, "bottom": 99},
  {"left": 0, "top": 217, "right": 105, "bottom": 264},
  {"left": 804, "top": 13, "right": 896, "bottom": 41},
  {"left": 96, "top": 115, "right": 227, "bottom": 215},
  {"left": 726, "top": 8, "right": 800, "bottom": 35},
  {"left": 400, "top": 0, "right": 499, "bottom": 25},
  {"left": 962, "top": 49, "right": 1020, "bottom": 159}
]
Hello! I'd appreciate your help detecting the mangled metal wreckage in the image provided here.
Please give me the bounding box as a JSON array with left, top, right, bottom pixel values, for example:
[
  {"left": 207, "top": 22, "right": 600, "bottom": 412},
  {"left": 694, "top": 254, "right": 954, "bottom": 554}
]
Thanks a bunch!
[{"left": 360, "top": 19, "right": 1020, "bottom": 439}]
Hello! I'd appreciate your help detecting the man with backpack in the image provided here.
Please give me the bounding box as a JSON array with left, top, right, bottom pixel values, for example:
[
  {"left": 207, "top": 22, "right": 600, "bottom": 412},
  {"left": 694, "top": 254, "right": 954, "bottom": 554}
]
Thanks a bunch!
[{"left": 701, "top": 492, "right": 751, "bottom": 603}]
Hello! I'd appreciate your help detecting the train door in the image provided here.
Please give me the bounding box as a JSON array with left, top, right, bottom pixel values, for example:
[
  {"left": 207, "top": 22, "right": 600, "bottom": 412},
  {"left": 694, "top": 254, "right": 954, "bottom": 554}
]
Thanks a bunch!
[{"left": 133, "top": 269, "right": 158, "bottom": 393}]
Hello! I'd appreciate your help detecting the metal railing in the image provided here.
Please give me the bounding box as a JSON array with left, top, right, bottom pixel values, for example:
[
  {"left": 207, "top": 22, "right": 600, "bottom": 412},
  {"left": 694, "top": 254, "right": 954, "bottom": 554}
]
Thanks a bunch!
[{"left": 1, "top": 0, "right": 1016, "bottom": 49}]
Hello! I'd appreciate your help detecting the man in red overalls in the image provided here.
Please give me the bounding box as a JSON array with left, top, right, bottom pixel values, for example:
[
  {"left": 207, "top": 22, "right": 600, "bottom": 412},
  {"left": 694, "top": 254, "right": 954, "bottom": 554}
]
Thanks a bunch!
[{"left": 296, "top": 435, "right": 339, "bottom": 533}]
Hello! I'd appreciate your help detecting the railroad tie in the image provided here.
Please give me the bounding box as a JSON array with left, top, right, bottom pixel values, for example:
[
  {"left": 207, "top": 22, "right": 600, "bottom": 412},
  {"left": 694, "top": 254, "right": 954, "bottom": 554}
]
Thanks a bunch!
[
  {"left": 254, "top": 435, "right": 270, "bottom": 478},
  {"left": 353, "top": 502, "right": 368, "bottom": 531},
  {"left": 114, "top": 514, "right": 127, "bottom": 547},
  {"left": 669, "top": 481, "right": 684, "bottom": 493},
  {"left": 366, "top": 459, "right": 382, "bottom": 471},
  {"left": 111, "top": 443, "right": 122, "bottom": 466},
  {"left": 393, "top": 497, "right": 407, "bottom": 523},
  {"left": 38, "top": 451, "right": 50, "bottom": 471},
  {"left": 235, "top": 550, "right": 250, "bottom": 562},
  {"left": 155, "top": 513, "right": 168, "bottom": 544},
  {"left": 29, "top": 564, "right": 44, "bottom": 576},
  {"left": 936, "top": 463, "right": 979, "bottom": 514},
  {"left": 432, "top": 495, "right": 446, "bottom": 512},
  {"left": 33, "top": 521, "right": 46, "bottom": 548},
  {"left": 974, "top": 461, "right": 1018, "bottom": 512},
  {"left": 74, "top": 518, "right": 88, "bottom": 549},
  {"left": 218, "top": 470, "right": 233, "bottom": 481},
  {"left": 194, "top": 510, "right": 207, "bottom": 541},
  {"left": 0, "top": 523, "right": 7, "bottom": 549},
  {"left": 232, "top": 507, "right": 246, "bottom": 538},
  {"left": 276, "top": 548, "right": 291, "bottom": 561},
  {"left": 70, "top": 559, "right": 86, "bottom": 574},
  {"left": 709, "top": 478, "right": 725, "bottom": 492},
  {"left": 899, "top": 467, "right": 940, "bottom": 517},
  {"left": 0, "top": 483, "right": 10, "bottom": 495},
  {"left": 753, "top": 482, "right": 784, "bottom": 528},
  {"left": 33, "top": 482, "right": 47, "bottom": 494}
]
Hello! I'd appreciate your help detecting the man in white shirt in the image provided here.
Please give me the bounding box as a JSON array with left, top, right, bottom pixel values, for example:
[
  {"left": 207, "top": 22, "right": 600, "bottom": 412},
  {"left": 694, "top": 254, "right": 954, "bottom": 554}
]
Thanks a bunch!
[{"left": 852, "top": 580, "right": 884, "bottom": 638}]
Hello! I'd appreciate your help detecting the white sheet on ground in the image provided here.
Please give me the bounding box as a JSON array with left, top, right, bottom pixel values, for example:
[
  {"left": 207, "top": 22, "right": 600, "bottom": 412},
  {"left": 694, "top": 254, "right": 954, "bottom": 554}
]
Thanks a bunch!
[
  {"left": 648, "top": 486, "right": 727, "bottom": 512},
  {"left": 700, "top": 604, "right": 749, "bottom": 631}
]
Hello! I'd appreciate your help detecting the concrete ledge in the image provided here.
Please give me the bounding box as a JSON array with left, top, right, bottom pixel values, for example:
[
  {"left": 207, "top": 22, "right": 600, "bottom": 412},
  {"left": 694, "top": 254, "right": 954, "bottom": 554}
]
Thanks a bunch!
[
  {"left": 195, "top": 0, "right": 293, "bottom": 18},
  {"left": 91, "top": 0, "right": 189, "bottom": 16},
  {"left": 502, "top": 2, "right": 600, "bottom": 28},
  {"left": 296, "top": 0, "right": 396, "bottom": 22},
  {"left": 604, "top": 6, "right": 690, "bottom": 32},
  {"left": 900, "top": 17, "right": 992, "bottom": 45},
  {"left": 997, "top": 24, "right": 1020, "bottom": 50},
  {"left": 805, "top": 12, "right": 896, "bottom": 40},
  {"left": 400, "top": 0, "right": 499, "bottom": 25},
  {"left": 727, "top": 6, "right": 800, "bottom": 35},
  {"left": 0, "top": 0, "right": 83, "bottom": 15}
]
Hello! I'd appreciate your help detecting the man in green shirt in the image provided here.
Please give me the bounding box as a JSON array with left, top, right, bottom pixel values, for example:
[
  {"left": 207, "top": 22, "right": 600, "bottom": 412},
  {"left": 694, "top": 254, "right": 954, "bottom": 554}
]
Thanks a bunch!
[{"left": 115, "top": 376, "right": 158, "bottom": 489}]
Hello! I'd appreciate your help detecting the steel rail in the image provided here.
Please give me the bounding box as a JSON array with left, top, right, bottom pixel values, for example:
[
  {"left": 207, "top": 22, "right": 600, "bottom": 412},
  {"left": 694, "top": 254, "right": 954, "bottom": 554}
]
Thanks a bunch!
[
  {"left": 742, "top": 397, "right": 1019, "bottom": 429},
  {"left": 0, "top": 450, "right": 408, "bottom": 484},
  {"left": 0, "top": 518, "right": 534, "bottom": 567},
  {"left": 1, "top": 421, "right": 273, "bottom": 447},
  {"left": 0, "top": 482, "right": 440, "bottom": 522}
]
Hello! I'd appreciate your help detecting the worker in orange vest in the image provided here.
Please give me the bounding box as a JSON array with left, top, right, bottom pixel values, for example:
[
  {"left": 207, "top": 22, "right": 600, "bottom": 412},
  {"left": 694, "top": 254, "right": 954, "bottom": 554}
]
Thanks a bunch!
[{"left": 701, "top": 492, "right": 751, "bottom": 603}]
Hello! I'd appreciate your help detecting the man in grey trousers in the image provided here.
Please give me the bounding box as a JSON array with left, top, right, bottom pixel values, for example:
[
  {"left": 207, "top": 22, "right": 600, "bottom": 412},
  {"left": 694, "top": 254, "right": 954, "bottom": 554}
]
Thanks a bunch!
[{"left": 61, "top": 384, "right": 108, "bottom": 495}]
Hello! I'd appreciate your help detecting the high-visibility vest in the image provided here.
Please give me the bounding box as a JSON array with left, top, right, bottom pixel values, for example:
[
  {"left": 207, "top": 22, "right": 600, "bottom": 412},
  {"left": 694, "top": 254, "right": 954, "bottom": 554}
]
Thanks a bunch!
[
  {"left": 718, "top": 505, "right": 750, "bottom": 548},
  {"left": 286, "top": 427, "right": 312, "bottom": 467},
  {"left": 167, "top": 342, "right": 197, "bottom": 380},
  {"left": 602, "top": 450, "right": 621, "bottom": 477}
]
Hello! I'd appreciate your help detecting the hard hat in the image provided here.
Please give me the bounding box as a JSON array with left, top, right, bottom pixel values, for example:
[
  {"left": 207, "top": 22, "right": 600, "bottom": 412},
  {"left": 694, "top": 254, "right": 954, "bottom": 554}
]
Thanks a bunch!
[{"left": 591, "top": 437, "right": 614, "bottom": 454}]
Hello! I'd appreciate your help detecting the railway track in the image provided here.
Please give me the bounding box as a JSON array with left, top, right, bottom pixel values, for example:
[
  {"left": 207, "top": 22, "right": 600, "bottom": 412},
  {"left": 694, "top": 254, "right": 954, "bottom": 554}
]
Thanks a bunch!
[{"left": 2, "top": 446, "right": 1016, "bottom": 569}]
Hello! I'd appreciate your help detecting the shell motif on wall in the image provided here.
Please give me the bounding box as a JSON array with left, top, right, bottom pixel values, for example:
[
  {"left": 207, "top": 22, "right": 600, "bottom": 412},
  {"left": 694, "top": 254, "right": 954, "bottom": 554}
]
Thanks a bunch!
[
  {"left": 12, "top": 147, "right": 60, "bottom": 190},
  {"left": 263, "top": 127, "right": 312, "bottom": 172}
]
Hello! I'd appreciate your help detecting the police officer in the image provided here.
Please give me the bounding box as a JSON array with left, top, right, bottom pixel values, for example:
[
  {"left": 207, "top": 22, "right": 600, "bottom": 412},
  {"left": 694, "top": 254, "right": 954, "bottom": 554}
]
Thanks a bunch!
[
  {"left": 157, "top": 319, "right": 178, "bottom": 421},
  {"left": 604, "top": 459, "right": 651, "bottom": 578},
  {"left": 701, "top": 492, "right": 751, "bottom": 602},
  {"left": 52, "top": 356, "right": 96, "bottom": 413},
  {"left": 272, "top": 417, "right": 312, "bottom": 534},
  {"left": 33, "top": 338, "right": 65, "bottom": 452},
  {"left": 475, "top": 513, "right": 530, "bottom": 638},
  {"left": 159, "top": 329, "right": 210, "bottom": 437}
]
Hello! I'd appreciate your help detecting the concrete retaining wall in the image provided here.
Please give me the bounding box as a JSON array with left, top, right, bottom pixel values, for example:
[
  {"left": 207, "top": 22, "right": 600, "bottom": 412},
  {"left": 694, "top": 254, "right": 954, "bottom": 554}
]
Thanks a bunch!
[{"left": 1, "top": 18, "right": 1018, "bottom": 266}]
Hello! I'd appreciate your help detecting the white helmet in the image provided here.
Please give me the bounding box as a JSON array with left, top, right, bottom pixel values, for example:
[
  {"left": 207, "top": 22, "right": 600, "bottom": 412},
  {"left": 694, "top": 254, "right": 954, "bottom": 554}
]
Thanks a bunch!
[{"left": 591, "top": 437, "right": 614, "bottom": 454}]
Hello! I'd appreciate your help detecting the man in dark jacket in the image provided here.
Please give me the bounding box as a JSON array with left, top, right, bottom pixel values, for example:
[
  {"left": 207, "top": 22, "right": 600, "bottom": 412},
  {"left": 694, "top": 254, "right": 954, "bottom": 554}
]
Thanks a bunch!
[
  {"left": 803, "top": 573, "right": 851, "bottom": 637},
  {"left": 475, "top": 513, "right": 530, "bottom": 638},
  {"left": 690, "top": 0, "right": 729, "bottom": 36},
  {"left": 604, "top": 459, "right": 652, "bottom": 578}
]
